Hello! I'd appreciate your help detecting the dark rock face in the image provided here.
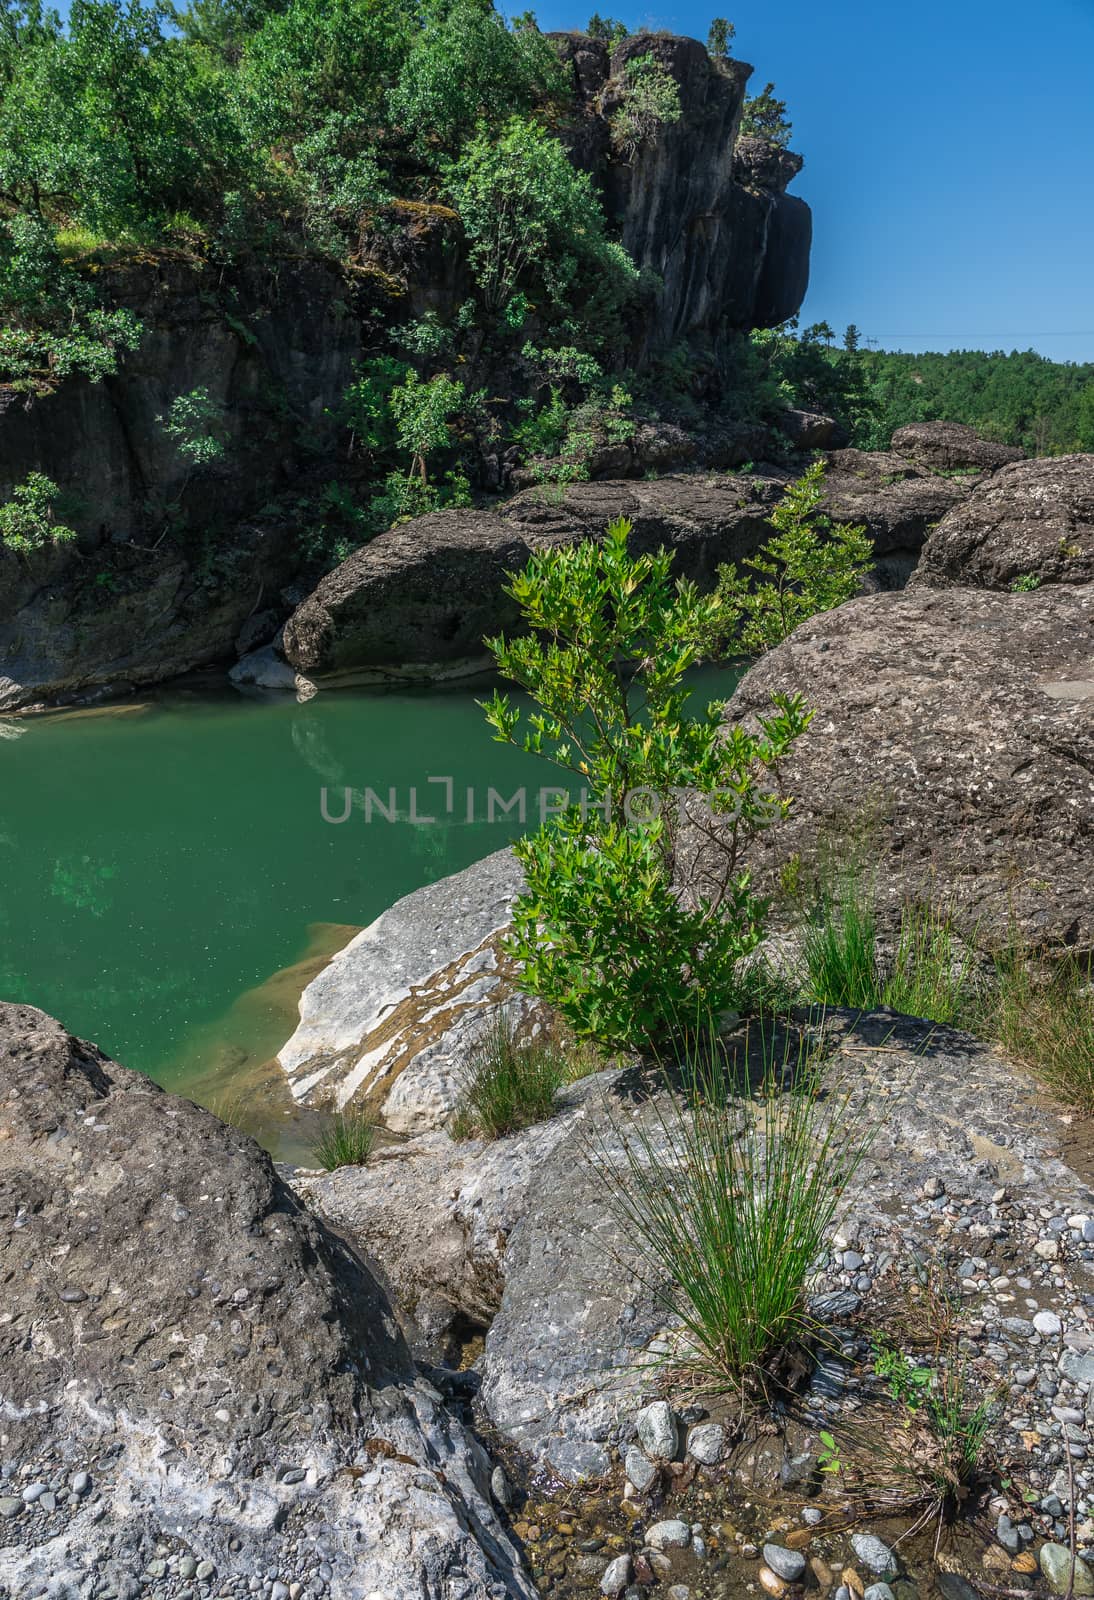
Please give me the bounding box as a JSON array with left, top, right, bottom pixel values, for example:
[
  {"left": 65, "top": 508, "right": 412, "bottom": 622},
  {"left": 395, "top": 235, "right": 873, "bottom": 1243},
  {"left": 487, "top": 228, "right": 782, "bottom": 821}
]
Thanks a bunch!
[
  {"left": 552, "top": 31, "right": 811, "bottom": 348},
  {"left": 0, "top": 524, "right": 300, "bottom": 711},
  {"left": 822, "top": 445, "right": 975, "bottom": 582},
  {"left": 910, "top": 453, "right": 1094, "bottom": 592},
  {"left": 723, "top": 583, "right": 1094, "bottom": 953},
  {"left": 889, "top": 420, "right": 1026, "bottom": 474},
  {"left": 0, "top": 1003, "right": 531, "bottom": 1599}
]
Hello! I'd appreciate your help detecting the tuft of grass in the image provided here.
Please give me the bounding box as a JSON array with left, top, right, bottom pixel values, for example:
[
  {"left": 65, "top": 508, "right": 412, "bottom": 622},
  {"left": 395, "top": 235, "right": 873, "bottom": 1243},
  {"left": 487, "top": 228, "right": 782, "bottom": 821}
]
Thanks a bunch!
[
  {"left": 882, "top": 900, "right": 979, "bottom": 1028},
  {"left": 311, "top": 1110, "right": 376, "bottom": 1171},
  {"left": 450, "top": 1016, "right": 588, "bottom": 1140},
  {"left": 592, "top": 1018, "right": 876, "bottom": 1395},
  {"left": 988, "top": 950, "right": 1094, "bottom": 1114},
  {"left": 800, "top": 872, "right": 881, "bottom": 1009}
]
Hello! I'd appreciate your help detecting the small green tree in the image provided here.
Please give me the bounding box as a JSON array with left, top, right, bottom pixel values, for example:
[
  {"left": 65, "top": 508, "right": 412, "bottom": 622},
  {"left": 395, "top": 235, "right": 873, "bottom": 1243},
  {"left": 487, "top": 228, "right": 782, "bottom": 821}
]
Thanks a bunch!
[
  {"left": 609, "top": 53, "right": 682, "bottom": 161},
  {"left": 446, "top": 114, "right": 638, "bottom": 323},
  {"left": 482, "top": 520, "right": 812, "bottom": 1049},
  {"left": 706, "top": 17, "right": 734, "bottom": 59},
  {"left": 586, "top": 12, "right": 627, "bottom": 46},
  {"left": 740, "top": 81, "right": 792, "bottom": 147},
  {"left": 0, "top": 472, "right": 76, "bottom": 553},
  {"left": 158, "top": 386, "right": 228, "bottom": 468},
  {"left": 708, "top": 461, "right": 873, "bottom": 656},
  {"left": 389, "top": 371, "right": 465, "bottom": 485}
]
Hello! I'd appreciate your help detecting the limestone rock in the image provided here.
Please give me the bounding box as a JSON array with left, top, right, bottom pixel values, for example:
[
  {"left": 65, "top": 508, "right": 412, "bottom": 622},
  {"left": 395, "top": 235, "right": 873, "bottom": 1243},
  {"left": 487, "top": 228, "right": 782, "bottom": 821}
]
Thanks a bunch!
[
  {"left": 278, "top": 848, "right": 533, "bottom": 1130},
  {"left": 722, "top": 583, "right": 1094, "bottom": 952},
  {"left": 0, "top": 1003, "right": 532, "bottom": 1600},
  {"left": 910, "top": 453, "right": 1094, "bottom": 591}
]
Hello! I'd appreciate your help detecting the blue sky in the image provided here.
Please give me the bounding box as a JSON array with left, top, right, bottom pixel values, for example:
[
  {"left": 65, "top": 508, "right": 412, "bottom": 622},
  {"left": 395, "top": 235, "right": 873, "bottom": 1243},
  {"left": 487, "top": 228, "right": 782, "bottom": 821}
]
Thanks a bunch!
[{"left": 511, "top": 0, "right": 1094, "bottom": 362}]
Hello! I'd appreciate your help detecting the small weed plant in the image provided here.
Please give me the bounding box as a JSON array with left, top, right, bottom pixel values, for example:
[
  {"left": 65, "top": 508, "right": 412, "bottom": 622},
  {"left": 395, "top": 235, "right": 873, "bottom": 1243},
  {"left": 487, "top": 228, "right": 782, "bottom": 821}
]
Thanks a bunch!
[
  {"left": 311, "top": 1110, "right": 376, "bottom": 1171},
  {"left": 451, "top": 1015, "right": 590, "bottom": 1139}
]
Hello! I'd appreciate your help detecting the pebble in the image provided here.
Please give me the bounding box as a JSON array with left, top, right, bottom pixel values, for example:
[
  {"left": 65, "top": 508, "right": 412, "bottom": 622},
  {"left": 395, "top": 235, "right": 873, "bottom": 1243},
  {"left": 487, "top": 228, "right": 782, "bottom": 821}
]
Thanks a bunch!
[
  {"left": 636, "top": 1401, "right": 678, "bottom": 1461},
  {"left": 71, "top": 1472, "right": 91, "bottom": 1497},
  {"left": 624, "top": 1445, "right": 658, "bottom": 1493},
  {"left": 490, "top": 1466, "right": 512, "bottom": 1507},
  {"left": 21, "top": 1482, "right": 46, "bottom": 1503},
  {"left": 646, "top": 1519, "right": 690, "bottom": 1551},
  {"left": 686, "top": 1423, "right": 725, "bottom": 1465},
  {"left": 764, "top": 1544, "right": 807, "bottom": 1582},
  {"left": 0, "top": 1498, "right": 22, "bottom": 1518},
  {"left": 802, "top": 1507, "right": 824, "bottom": 1526},
  {"left": 600, "top": 1554, "right": 632, "bottom": 1596},
  {"left": 667, "top": 1588, "right": 690, "bottom": 1600},
  {"left": 758, "top": 1568, "right": 787, "bottom": 1597},
  {"left": 936, "top": 1576, "right": 980, "bottom": 1600},
  {"left": 850, "top": 1534, "right": 894, "bottom": 1575},
  {"left": 178, "top": 1556, "right": 197, "bottom": 1579},
  {"left": 1034, "top": 1311, "right": 1063, "bottom": 1336},
  {"left": 1039, "top": 1545, "right": 1094, "bottom": 1595},
  {"left": 864, "top": 1587, "right": 895, "bottom": 1600}
]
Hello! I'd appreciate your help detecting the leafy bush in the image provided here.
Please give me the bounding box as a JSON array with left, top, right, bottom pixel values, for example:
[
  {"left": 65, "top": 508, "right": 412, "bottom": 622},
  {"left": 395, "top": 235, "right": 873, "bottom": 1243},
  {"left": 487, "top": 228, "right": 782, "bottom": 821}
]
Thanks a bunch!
[
  {"left": 389, "top": 371, "right": 465, "bottom": 485},
  {"left": 446, "top": 115, "right": 639, "bottom": 332},
  {"left": 0, "top": 472, "right": 77, "bottom": 553},
  {"left": 450, "top": 1014, "right": 581, "bottom": 1139},
  {"left": 609, "top": 53, "right": 682, "bottom": 162},
  {"left": 586, "top": 13, "right": 628, "bottom": 46},
  {"left": 482, "top": 519, "right": 812, "bottom": 1050},
  {"left": 593, "top": 1020, "right": 876, "bottom": 1392},
  {"left": 311, "top": 1109, "right": 376, "bottom": 1170},
  {"left": 0, "top": 213, "right": 143, "bottom": 387},
  {"left": 388, "top": 1, "right": 568, "bottom": 158},
  {"left": 708, "top": 460, "right": 874, "bottom": 657}
]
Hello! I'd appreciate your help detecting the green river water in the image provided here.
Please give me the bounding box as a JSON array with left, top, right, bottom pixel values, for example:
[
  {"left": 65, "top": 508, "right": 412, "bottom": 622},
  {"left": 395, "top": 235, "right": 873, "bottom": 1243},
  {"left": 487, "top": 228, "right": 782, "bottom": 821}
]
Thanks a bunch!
[{"left": 0, "top": 668, "right": 741, "bottom": 1159}]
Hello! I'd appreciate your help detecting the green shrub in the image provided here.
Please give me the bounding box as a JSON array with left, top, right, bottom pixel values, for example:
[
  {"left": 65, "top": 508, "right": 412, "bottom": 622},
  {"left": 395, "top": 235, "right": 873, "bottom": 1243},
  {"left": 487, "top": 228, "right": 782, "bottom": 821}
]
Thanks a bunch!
[
  {"left": 389, "top": 371, "right": 465, "bottom": 485},
  {"left": 586, "top": 13, "right": 628, "bottom": 46},
  {"left": 593, "top": 1019, "right": 876, "bottom": 1392},
  {"left": 709, "top": 460, "right": 873, "bottom": 657},
  {"left": 451, "top": 1015, "right": 584, "bottom": 1139},
  {"left": 311, "top": 1109, "right": 376, "bottom": 1170},
  {"left": 0, "top": 473, "right": 77, "bottom": 553},
  {"left": 446, "top": 115, "right": 638, "bottom": 331},
  {"left": 482, "top": 518, "right": 812, "bottom": 1050},
  {"left": 706, "top": 17, "right": 735, "bottom": 59},
  {"left": 609, "top": 53, "right": 682, "bottom": 161},
  {"left": 388, "top": 1, "right": 568, "bottom": 157}
]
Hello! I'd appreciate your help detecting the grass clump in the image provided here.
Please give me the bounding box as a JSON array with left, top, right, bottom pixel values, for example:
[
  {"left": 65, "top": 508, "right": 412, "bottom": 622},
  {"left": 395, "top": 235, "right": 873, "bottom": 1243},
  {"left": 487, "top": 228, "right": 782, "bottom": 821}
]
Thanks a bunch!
[
  {"left": 593, "top": 1019, "right": 876, "bottom": 1396},
  {"left": 311, "top": 1110, "right": 376, "bottom": 1171},
  {"left": 800, "top": 870, "right": 881, "bottom": 1010},
  {"left": 989, "top": 950, "right": 1094, "bottom": 1114},
  {"left": 451, "top": 1016, "right": 589, "bottom": 1140},
  {"left": 798, "top": 868, "right": 980, "bottom": 1030}
]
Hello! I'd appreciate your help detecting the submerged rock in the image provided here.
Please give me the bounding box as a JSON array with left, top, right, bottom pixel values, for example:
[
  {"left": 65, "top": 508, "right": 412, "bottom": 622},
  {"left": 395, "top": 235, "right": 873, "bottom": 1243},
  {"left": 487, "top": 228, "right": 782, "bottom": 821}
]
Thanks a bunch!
[{"left": 0, "top": 1003, "right": 532, "bottom": 1600}]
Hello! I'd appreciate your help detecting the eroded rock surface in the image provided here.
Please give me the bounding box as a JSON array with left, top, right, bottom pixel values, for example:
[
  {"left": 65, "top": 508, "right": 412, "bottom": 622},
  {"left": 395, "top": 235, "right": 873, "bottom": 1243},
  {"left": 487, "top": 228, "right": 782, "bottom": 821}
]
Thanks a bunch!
[
  {"left": 291, "top": 1014, "right": 1094, "bottom": 1499},
  {"left": 911, "top": 453, "right": 1094, "bottom": 592},
  {"left": 278, "top": 848, "right": 532, "bottom": 1130},
  {"left": 723, "top": 582, "right": 1094, "bottom": 951},
  {"left": 0, "top": 1003, "right": 532, "bottom": 1600},
  {"left": 889, "top": 420, "right": 1026, "bottom": 474}
]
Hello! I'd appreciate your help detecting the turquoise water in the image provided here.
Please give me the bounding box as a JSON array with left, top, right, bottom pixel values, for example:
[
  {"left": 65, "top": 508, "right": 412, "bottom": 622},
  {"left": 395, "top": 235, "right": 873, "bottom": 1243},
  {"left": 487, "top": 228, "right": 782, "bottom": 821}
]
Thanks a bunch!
[{"left": 0, "top": 669, "right": 741, "bottom": 1153}]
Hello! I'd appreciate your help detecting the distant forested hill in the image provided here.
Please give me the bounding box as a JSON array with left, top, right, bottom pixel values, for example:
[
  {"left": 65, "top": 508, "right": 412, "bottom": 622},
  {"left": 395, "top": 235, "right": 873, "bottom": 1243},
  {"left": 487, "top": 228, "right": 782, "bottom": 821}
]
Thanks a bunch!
[{"left": 855, "top": 348, "right": 1094, "bottom": 454}]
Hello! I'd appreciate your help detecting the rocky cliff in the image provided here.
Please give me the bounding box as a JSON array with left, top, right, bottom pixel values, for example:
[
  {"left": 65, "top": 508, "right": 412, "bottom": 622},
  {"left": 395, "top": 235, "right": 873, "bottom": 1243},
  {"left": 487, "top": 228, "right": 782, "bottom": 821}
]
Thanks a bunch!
[{"left": 0, "top": 30, "right": 811, "bottom": 710}]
